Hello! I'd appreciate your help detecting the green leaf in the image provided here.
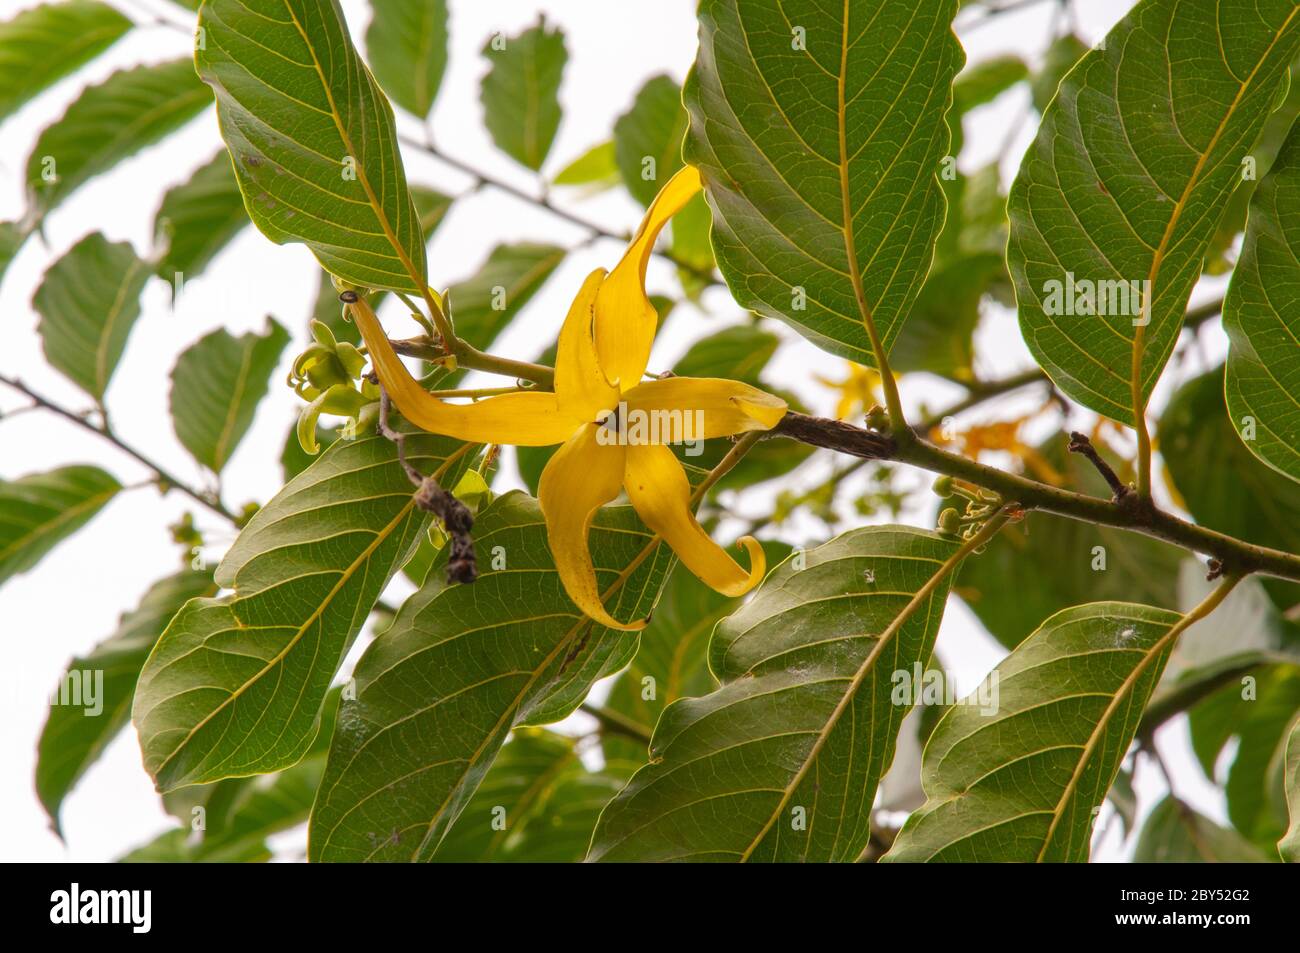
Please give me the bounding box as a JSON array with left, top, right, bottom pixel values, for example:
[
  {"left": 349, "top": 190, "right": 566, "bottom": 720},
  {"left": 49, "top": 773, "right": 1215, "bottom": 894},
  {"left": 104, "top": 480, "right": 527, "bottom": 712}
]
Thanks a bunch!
[
  {"left": 0, "top": 466, "right": 120, "bottom": 587},
  {"left": 119, "top": 693, "right": 338, "bottom": 862},
  {"left": 36, "top": 569, "right": 216, "bottom": 834},
  {"left": 1159, "top": 366, "right": 1300, "bottom": 613},
  {"left": 1187, "top": 666, "right": 1300, "bottom": 848},
  {"left": 0, "top": 1, "right": 132, "bottom": 122},
  {"left": 1030, "top": 34, "right": 1089, "bottom": 113},
  {"left": 366, "top": 0, "right": 448, "bottom": 119},
  {"left": 309, "top": 491, "right": 673, "bottom": 862},
  {"left": 132, "top": 430, "right": 473, "bottom": 791},
  {"left": 196, "top": 0, "right": 428, "bottom": 293},
  {"left": 33, "top": 232, "right": 150, "bottom": 403},
  {"left": 429, "top": 728, "right": 632, "bottom": 863},
  {"left": 952, "top": 54, "right": 1028, "bottom": 113},
  {"left": 480, "top": 17, "right": 566, "bottom": 170},
  {"left": 153, "top": 150, "right": 248, "bottom": 280},
  {"left": 1007, "top": 2, "right": 1300, "bottom": 424},
  {"left": 673, "top": 324, "right": 779, "bottom": 387},
  {"left": 1134, "top": 795, "right": 1273, "bottom": 862},
  {"left": 26, "top": 58, "right": 210, "bottom": 217},
  {"left": 600, "top": 564, "right": 740, "bottom": 753},
  {"left": 169, "top": 317, "right": 291, "bottom": 472},
  {"left": 684, "top": 0, "right": 963, "bottom": 366},
  {"left": 590, "top": 526, "right": 959, "bottom": 863},
  {"left": 615, "top": 75, "right": 688, "bottom": 207},
  {"left": 958, "top": 435, "right": 1184, "bottom": 648},
  {"left": 1162, "top": 563, "right": 1300, "bottom": 699},
  {"left": 445, "top": 243, "right": 565, "bottom": 352},
  {"left": 0, "top": 220, "right": 25, "bottom": 285},
  {"left": 885, "top": 602, "right": 1182, "bottom": 862},
  {"left": 309, "top": 185, "right": 454, "bottom": 346},
  {"left": 1224, "top": 122, "right": 1300, "bottom": 482},
  {"left": 1281, "top": 714, "right": 1300, "bottom": 861},
  {"left": 1204, "top": 73, "right": 1300, "bottom": 274},
  {"left": 553, "top": 140, "right": 618, "bottom": 187}
]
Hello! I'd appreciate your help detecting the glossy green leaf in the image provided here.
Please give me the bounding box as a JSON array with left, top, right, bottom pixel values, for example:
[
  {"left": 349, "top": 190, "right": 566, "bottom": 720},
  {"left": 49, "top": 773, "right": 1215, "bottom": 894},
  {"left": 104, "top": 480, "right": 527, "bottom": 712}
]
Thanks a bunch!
[
  {"left": 1008, "top": 1, "right": 1300, "bottom": 424},
  {"left": 685, "top": 0, "right": 963, "bottom": 366},
  {"left": 885, "top": 603, "right": 1182, "bottom": 862},
  {"left": 1224, "top": 122, "right": 1300, "bottom": 482},
  {"left": 553, "top": 140, "right": 618, "bottom": 188},
  {"left": 169, "top": 317, "right": 291, "bottom": 472},
  {"left": 309, "top": 491, "right": 673, "bottom": 862},
  {"left": 590, "top": 526, "right": 958, "bottom": 863},
  {"left": 0, "top": 0, "right": 131, "bottom": 122},
  {"left": 36, "top": 569, "right": 215, "bottom": 834},
  {"left": 132, "top": 430, "right": 473, "bottom": 791},
  {"left": 615, "top": 75, "right": 687, "bottom": 207},
  {"left": 1134, "top": 795, "right": 1273, "bottom": 862},
  {"left": 1159, "top": 366, "right": 1300, "bottom": 613},
  {"left": 0, "top": 466, "right": 120, "bottom": 587},
  {"left": 1204, "top": 72, "right": 1300, "bottom": 274},
  {"left": 310, "top": 185, "right": 454, "bottom": 346},
  {"left": 430, "top": 729, "right": 634, "bottom": 863},
  {"left": 33, "top": 233, "right": 150, "bottom": 403},
  {"left": 958, "top": 436, "right": 1184, "bottom": 648},
  {"left": 196, "top": 0, "right": 428, "bottom": 293},
  {"left": 602, "top": 562, "right": 748, "bottom": 754},
  {"left": 121, "top": 689, "right": 339, "bottom": 862},
  {"left": 480, "top": 18, "right": 566, "bottom": 170},
  {"left": 1280, "top": 714, "right": 1300, "bottom": 860},
  {"left": 366, "top": 0, "right": 448, "bottom": 118},
  {"left": 153, "top": 150, "right": 248, "bottom": 280},
  {"left": 26, "top": 58, "right": 209, "bottom": 217}
]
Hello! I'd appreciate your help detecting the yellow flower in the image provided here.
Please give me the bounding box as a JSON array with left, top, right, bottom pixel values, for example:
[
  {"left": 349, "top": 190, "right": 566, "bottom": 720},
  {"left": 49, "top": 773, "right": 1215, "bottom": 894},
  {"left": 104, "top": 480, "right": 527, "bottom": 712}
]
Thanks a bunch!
[
  {"left": 816, "top": 361, "right": 883, "bottom": 421},
  {"left": 348, "top": 167, "right": 788, "bottom": 630}
]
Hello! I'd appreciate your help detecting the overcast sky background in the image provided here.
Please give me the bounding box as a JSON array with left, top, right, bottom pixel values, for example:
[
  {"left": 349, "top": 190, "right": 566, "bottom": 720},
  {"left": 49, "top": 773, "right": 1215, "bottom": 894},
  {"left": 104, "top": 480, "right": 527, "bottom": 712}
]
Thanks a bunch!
[{"left": 0, "top": 0, "right": 1236, "bottom": 862}]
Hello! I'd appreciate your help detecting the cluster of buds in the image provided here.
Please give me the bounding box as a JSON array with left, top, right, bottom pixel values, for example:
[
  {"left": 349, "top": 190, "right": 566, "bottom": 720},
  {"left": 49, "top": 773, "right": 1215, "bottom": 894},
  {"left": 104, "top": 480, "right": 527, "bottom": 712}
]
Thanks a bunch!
[
  {"left": 288, "top": 319, "right": 379, "bottom": 454},
  {"left": 933, "top": 475, "right": 1004, "bottom": 546}
]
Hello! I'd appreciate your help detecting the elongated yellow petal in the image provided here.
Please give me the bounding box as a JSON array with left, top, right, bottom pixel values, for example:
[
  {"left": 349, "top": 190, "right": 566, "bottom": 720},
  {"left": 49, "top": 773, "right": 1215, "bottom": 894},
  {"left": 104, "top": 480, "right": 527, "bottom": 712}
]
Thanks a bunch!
[
  {"left": 347, "top": 293, "right": 577, "bottom": 446},
  {"left": 538, "top": 424, "right": 644, "bottom": 631},
  {"left": 623, "top": 443, "right": 764, "bottom": 597},
  {"left": 555, "top": 268, "right": 618, "bottom": 420},
  {"left": 622, "top": 376, "right": 787, "bottom": 439},
  {"left": 594, "top": 166, "right": 703, "bottom": 388}
]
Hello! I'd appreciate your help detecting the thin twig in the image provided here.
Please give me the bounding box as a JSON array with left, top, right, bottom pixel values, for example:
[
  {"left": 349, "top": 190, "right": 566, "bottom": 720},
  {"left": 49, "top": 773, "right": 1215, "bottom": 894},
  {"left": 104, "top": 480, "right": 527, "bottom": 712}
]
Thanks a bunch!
[
  {"left": 374, "top": 381, "right": 477, "bottom": 584},
  {"left": 1067, "top": 430, "right": 1130, "bottom": 501},
  {"left": 0, "top": 374, "right": 238, "bottom": 524},
  {"left": 579, "top": 702, "right": 653, "bottom": 746},
  {"left": 398, "top": 134, "right": 718, "bottom": 286}
]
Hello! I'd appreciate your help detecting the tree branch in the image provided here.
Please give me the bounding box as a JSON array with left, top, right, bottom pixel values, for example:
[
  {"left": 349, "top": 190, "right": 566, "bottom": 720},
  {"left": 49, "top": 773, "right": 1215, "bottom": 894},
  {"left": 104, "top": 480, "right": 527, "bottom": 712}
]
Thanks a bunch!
[
  {"left": 398, "top": 134, "right": 719, "bottom": 287},
  {"left": 764, "top": 411, "right": 1300, "bottom": 584},
  {"left": 0, "top": 374, "right": 238, "bottom": 524}
]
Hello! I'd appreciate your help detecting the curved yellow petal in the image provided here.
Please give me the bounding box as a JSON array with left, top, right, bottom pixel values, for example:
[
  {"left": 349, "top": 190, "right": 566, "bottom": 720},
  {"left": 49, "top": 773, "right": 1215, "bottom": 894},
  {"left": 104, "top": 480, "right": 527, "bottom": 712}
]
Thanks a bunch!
[
  {"left": 538, "top": 424, "right": 644, "bottom": 632},
  {"left": 622, "top": 376, "right": 788, "bottom": 440},
  {"left": 555, "top": 268, "right": 618, "bottom": 420},
  {"left": 347, "top": 293, "right": 577, "bottom": 446},
  {"left": 594, "top": 166, "right": 703, "bottom": 388},
  {"left": 623, "top": 443, "right": 764, "bottom": 597}
]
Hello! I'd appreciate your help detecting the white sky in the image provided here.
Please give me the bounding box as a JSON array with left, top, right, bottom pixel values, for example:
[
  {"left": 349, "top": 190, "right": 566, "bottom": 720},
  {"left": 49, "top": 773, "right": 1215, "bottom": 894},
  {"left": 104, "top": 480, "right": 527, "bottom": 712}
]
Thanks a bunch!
[{"left": 0, "top": 0, "right": 1236, "bottom": 862}]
